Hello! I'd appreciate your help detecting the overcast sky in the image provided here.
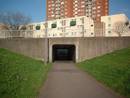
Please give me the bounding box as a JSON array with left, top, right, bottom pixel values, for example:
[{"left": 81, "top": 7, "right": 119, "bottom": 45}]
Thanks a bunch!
[{"left": 0, "top": 0, "right": 130, "bottom": 22}]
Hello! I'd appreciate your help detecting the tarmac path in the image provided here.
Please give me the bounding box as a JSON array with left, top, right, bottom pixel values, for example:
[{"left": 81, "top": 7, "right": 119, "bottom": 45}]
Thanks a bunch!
[{"left": 39, "top": 61, "right": 123, "bottom": 98}]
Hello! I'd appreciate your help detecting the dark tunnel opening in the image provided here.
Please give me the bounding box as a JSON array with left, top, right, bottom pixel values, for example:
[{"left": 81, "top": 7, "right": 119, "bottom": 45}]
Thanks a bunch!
[{"left": 52, "top": 44, "right": 75, "bottom": 62}]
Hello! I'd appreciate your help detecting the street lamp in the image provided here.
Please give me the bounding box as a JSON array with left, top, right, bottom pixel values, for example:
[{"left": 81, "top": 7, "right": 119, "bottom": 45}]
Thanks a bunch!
[
  {"left": 44, "top": 21, "right": 48, "bottom": 65},
  {"left": 40, "top": 0, "right": 48, "bottom": 65},
  {"left": 44, "top": 0, "right": 48, "bottom": 65}
]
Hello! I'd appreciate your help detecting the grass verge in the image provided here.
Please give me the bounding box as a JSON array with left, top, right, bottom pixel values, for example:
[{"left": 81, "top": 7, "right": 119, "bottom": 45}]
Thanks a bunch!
[
  {"left": 0, "top": 48, "right": 52, "bottom": 98},
  {"left": 77, "top": 48, "right": 130, "bottom": 98}
]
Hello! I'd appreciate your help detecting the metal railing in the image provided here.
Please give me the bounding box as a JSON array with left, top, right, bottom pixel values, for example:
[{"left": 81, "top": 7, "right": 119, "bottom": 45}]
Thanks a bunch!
[
  {"left": 0, "top": 30, "right": 39, "bottom": 38},
  {"left": 0, "top": 28, "right": 130, "bottom": 38}
]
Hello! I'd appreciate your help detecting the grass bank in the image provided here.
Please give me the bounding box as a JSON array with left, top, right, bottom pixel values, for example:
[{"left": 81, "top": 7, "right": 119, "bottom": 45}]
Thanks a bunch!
[
  {"left": 0, "top": 48, "right": 51, "bottom": 98},
  {"left": 77, "top": 48, "right": 130, "bottom": 98}
]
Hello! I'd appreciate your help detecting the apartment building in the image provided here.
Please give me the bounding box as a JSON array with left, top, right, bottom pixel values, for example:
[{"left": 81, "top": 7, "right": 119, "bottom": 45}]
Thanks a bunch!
[
  {"left": 47, "top": 0, "right": 73, "bottom": 20},
  {"left": 26, "top": 22, "right": 46, "bottom": 38},
  {"left": 25, "top": 14, "right": 130, "bottom": 38},
  {"left": 47, "top": 0, "right": 109, "bottom": 22},
  {"left": 94, "top": 22, "right": 105, "bottom": 37},
  {"left": 101, "top": 14, "right": 130, "bottom": 37},
  {"left": 0, "top": 23, "right": 9, "bottom": 30},
  {"left": 47, "top": 16, "right": 94, "bottom": 37}
]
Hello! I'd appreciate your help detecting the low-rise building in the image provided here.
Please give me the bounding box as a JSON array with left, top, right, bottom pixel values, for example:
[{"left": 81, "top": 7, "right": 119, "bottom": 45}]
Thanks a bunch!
[
  {"left": 101, "top": 14, "right": 130, "bottom": 37},
  {"left": 94, "top": 22, "right": 105, "bottom": 37},
  {"left": 1, "top": 14, "right": 130, "bottom": 38},
  {"left": 0, "top": 23, "right": 9, "bottom": 30},
  {"left": 26, "top": 22, "right": 46, "bottom": 38},
  {"left": 47, "top": 16, "right": 94, "bottom": 37},
  {"left": 0, "top": 24, "right": 10, "bottom": 38}
]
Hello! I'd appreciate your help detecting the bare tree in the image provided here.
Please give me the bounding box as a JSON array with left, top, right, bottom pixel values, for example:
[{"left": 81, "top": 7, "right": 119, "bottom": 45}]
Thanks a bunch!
[
  {"left": 113, "top": 21, "right": 130, "bottom": 37},
  {"left": 0, "top": 12, "right": 31, "bottom": 30},
  {"left": 0, "top": 12, "right": 31, "bottom": 37}
]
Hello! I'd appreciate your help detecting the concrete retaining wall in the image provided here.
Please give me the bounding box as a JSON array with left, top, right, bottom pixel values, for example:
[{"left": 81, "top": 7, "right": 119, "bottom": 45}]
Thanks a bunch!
[
  {"left": 0, "top": 38, "right": 46, "bottom": 61},
  {"left": 0, "top": 37, "right": 130, "bottom": 62},
  {"left": 78, "top": 37, "right": 130, "bottom": 62}
]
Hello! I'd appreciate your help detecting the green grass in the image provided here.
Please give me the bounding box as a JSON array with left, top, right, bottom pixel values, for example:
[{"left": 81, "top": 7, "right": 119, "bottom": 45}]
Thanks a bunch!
[
  {"left": 77, "top": 48, "right": 130, "bottom": 98},
  {"left": 0, "top": 48, "right": 52, "bottom": 98}
]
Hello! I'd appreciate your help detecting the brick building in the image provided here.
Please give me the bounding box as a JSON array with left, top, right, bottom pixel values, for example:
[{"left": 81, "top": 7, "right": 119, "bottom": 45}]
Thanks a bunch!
[{"left": 47, "top": 0, "right": 109, "bottom": 22}]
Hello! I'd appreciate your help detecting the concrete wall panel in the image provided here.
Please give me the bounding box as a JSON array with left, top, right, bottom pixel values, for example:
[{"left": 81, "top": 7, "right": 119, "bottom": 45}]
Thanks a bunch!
[
  {"left": 0, "top": 38, "right": 46, "bottom": 61},
  {"left": 0, "top": 37, "right": 130, "bottom": 62}
]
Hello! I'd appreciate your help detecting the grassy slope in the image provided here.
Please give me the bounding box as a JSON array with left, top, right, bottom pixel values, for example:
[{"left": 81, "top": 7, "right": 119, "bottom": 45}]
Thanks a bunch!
[
  {"left": 77, "top": 48, "right": 130, "bottom": 98},
  {"left": 0, "top": 48, "right": 51, "bottom": 98}
]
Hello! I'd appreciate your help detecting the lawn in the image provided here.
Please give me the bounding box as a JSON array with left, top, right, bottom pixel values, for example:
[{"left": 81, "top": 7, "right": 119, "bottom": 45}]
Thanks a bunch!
[
  {"left": 0, "top": 48, "right": 51, "bottom": 98},
  {"left": 77, "top": 47, "right": 130, "bottom": 98}
]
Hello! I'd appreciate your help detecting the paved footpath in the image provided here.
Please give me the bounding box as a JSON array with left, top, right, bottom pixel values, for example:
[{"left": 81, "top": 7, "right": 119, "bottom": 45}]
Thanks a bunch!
[{"left": 39, "top": 61, "right": 123, "bottom": 98}]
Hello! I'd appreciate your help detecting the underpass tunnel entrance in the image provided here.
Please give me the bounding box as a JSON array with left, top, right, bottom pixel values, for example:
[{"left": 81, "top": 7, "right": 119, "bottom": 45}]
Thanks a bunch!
[{"left": 52, "top": 44, "right": 76, "bottom": 62}]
